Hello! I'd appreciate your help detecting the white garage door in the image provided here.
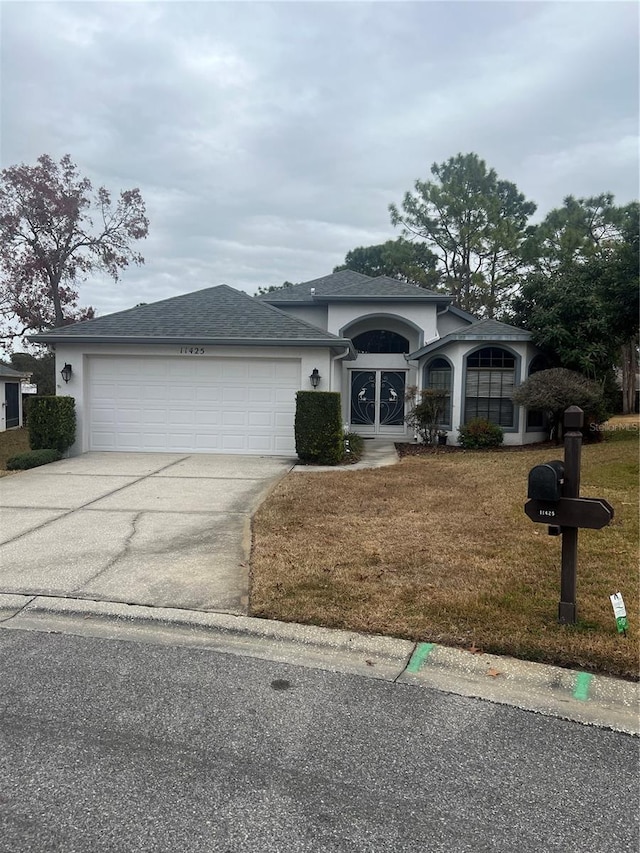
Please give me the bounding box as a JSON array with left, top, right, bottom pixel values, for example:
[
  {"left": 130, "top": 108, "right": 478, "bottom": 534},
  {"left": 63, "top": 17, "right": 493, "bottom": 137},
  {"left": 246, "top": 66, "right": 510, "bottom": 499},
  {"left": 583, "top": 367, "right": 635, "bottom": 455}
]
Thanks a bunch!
[{"left": 87, "top": 356, "right": 301, "bottom": 454}]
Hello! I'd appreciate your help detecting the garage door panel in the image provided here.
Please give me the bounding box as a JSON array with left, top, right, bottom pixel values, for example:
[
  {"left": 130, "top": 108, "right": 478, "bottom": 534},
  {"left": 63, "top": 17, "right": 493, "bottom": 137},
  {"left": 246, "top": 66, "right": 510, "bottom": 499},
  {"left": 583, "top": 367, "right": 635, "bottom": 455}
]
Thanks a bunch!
[
  {"left": 221, "top": 434, "right": 246, "bottom": 451},
  {"left": 114, "top": 385, "right": 139, "bottom": 401},
  {"left": 168, "top": 410, "right": 193, "bottom": 426},
  {"left": 91, "top": 407, "right": 115, "bottom": 426},
  {"left": 221, "top": 411, "right": 246, "bottom": 427},
  {"left": 249, "top": 388, "right": 274, "bottom": 404},
  {"left": 221, "top": 362, "right": 248, "bottom": 382},
  {"left": 195, "top": 433, "right": 221, "bottom": 450},
  {"left": 275, "top": 388, "right": 296, "bottom": 404},
  {"left": 167, "top": 432, "right": 194, "bottom": 450},
  {"left": 88, "top": 356, "right": 300, "bottom": 454},
  {"left": 195, "top": 387, "right": 215, "bottom": 403},
  {"left": 92, "top": 431, "right": 116, "bottom": 448},
  {"left": 114, "top": 408, "right": 142, "bottom": 426},
  {"left": 192, "top": 361, "right": 222, "bottom": 381},
  {"left": 170, "top": 385, "right": 197, "bottom": 403},
  {"left": 248, "top": 412, "right": 272, "bottom": 427},
  {"left": 141, "top": 431, "right": 167, "bottom": 449},
  {"left": 195, "top": 410, "right": 221, "bottom": 426},
  {"left": 247, "top": 435, "right": 273, "bottom": 452},
  {"left": 274, "top": 435, "right": 295, "bottom": 453},
  {"left": 143, "top": 386, "right": 166, "bottom": 402}
]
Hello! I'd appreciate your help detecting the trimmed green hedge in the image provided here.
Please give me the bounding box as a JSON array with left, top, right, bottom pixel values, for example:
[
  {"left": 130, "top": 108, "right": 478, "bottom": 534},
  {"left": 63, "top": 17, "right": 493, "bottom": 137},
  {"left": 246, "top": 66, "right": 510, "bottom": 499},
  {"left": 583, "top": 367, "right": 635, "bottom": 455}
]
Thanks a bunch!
[
  {"left": 458, "top": 417, "right": 504, "bottom": 449},
  {"left": 7, "top": 449, "right": 62, "bottom": 470},
  {"left": 295, "top": 391, "right": 343, "bottom": 465},
  {"left": 28, "top": 396, "right": 76, "bottom": 453}
]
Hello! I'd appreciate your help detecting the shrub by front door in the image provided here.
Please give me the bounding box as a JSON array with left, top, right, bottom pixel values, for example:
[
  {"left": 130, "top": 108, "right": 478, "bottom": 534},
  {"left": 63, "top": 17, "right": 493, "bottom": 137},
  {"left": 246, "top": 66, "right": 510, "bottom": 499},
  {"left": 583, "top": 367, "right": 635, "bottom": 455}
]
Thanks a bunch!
[{"left": 350, "top": 370, "right": 406, "bottom": 435}]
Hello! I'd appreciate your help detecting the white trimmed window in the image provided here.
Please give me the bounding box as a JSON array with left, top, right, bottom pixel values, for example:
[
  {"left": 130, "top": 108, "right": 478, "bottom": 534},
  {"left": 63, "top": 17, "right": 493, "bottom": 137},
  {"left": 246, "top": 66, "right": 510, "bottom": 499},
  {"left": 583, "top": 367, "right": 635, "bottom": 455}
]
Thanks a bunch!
[
  {"left": 465, "top": 347, "right": 516, "bottom": 428},
  {"left": 424, "top": 357, "right": 452, "bottom": 426}
]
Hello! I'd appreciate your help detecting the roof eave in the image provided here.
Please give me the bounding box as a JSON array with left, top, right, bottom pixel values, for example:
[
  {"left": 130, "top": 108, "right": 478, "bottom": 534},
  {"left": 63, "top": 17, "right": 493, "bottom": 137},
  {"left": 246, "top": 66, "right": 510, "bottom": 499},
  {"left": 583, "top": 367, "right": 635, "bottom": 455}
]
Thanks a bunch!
[
  {"left": 0, "top": 371, "right": 31, "bottom": 380},
  {"left": 262, "top": 294, "right": 451, "bottom": 305},
  {"left": 28, "top": 333, "right": 353, "bottom": 348},
  {"left": 313, "top": 295, "right": 449, "bottom": 304},
  {"left": 408, "top": 331, "right": 532, "bottom": 359}
]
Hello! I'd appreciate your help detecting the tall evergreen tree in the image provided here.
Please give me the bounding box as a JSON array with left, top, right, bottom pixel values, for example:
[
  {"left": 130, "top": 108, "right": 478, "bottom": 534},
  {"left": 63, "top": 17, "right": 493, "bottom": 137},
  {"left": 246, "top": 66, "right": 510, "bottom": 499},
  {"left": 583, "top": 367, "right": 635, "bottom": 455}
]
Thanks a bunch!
[{"left": 389, "top": 153, "right": 536, "bottom": 317}]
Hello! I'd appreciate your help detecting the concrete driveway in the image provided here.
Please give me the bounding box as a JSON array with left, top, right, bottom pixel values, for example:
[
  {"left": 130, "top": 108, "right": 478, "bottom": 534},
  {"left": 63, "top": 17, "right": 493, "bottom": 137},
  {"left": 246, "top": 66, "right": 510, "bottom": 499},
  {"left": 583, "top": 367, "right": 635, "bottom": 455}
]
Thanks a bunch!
[{"left": 0, "top": 453, "right": 293, "bottom": 614}]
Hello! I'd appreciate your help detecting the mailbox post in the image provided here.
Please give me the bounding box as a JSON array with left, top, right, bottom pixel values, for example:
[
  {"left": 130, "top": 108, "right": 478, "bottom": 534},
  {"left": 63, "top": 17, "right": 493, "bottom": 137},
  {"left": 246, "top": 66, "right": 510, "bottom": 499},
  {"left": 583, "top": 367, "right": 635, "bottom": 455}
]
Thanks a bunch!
[
  {"left": 559, "top": 406, "right": 583, "bottom": 624},
  {"left": 524, "top": 406, "right": 614, "bottom": 625}
]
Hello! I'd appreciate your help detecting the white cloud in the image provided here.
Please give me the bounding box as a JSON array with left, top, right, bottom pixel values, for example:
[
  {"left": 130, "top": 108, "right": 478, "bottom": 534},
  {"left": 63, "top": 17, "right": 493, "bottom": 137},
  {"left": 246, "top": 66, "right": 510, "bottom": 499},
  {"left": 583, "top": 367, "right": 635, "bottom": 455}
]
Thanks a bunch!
[{"left": 1, "top": 0, "right": 637, "bottom": 318}]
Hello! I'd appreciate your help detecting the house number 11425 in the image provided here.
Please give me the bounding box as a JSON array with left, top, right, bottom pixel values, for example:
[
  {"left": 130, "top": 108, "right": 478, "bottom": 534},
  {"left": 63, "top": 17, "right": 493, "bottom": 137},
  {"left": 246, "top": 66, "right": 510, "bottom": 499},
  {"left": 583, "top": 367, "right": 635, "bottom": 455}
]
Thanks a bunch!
[{"left": 179, "top": 347, "right": 205, "bottom": 355}]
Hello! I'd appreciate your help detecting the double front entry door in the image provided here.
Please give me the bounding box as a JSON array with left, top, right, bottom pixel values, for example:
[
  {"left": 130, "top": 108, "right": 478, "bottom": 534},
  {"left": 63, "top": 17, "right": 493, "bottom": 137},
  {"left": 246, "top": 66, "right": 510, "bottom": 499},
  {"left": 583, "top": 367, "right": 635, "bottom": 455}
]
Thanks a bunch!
[{"left": 350, "top": 370, "right": 406, "bottom": 434}]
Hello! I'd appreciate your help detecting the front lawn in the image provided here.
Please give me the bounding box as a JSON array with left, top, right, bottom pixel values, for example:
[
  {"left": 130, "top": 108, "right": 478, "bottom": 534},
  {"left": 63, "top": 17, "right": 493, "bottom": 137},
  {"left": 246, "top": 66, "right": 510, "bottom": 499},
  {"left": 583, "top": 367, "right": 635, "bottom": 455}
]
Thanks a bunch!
[
  {"left": 251, "top": 428, "right": 639, "bottom": 680},
  {"left": 0, "top": 427, "right": 30, "bottom": 475}
]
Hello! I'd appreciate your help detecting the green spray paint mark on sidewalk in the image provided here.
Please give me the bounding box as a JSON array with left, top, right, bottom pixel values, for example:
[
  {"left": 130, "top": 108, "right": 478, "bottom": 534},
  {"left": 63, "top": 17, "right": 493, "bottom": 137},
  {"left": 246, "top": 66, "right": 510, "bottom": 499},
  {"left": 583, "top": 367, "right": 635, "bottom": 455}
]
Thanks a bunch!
[
  {"left": 406, "top": 643, "right": 436, "bottom": 674},
  {"left": 573, "top": 672, "right": 593, "bottom": 701}
]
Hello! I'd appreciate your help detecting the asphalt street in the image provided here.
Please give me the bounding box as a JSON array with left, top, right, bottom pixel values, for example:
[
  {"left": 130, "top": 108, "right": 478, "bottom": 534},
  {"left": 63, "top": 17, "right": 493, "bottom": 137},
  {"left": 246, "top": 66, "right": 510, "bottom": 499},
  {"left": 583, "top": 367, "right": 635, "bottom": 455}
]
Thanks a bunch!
[{"left": 0, "top": 630, "right": 637, "bottom": 853}]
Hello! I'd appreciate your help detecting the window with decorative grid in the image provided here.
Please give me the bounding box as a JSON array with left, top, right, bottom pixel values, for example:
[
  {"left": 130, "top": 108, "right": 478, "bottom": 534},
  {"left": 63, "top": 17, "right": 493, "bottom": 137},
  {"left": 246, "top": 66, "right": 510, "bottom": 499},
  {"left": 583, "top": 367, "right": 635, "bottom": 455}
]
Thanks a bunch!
[
  {"left": 424, "top": 357, "right": 452, "bottom": 425},
  {"left": 465, "top": 347, "right": 516, "bottom": 427}
]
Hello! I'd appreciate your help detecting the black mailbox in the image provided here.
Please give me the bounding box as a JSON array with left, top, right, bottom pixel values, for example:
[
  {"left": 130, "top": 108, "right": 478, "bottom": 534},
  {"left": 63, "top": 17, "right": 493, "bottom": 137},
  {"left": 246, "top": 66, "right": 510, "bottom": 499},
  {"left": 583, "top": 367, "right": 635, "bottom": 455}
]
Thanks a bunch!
[{"left": 527, "top": 460, "right": 564, "bottom": 502}]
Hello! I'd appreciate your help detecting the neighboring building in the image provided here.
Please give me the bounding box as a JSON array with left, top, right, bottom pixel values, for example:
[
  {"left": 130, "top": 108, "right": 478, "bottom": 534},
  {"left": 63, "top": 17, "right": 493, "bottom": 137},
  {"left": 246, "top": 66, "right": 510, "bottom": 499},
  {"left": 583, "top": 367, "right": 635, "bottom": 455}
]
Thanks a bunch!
[
  {"left": 31, "top": 270, "right": 546, "bottom": 455},
  {"left": 0, "top": 362, "right": 30, "bottom": 432}
]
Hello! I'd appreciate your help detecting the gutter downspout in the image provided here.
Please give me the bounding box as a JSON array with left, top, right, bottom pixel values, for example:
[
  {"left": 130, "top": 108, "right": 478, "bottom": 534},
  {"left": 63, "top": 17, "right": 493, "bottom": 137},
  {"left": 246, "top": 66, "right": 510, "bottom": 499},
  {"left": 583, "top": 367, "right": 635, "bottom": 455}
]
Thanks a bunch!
[
  {"left": 331, "top": 346, "right": 353, "bottom": 431},
  {"left": 330, "top": 346, "right": 352, "bottom": 391}
]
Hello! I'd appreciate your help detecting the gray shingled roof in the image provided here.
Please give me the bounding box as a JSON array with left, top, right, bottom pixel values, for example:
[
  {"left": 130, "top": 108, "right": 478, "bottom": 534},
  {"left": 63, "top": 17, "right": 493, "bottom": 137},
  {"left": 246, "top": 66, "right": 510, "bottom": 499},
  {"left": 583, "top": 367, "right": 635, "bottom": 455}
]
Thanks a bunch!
[
  {"left": 0, "top": 361, "right": 30, "bottom": 379},
  {"left": 30, "top": 285, "right": 354, "bottom": 350},
  {"left": 260, "top": 269, "right": 446, "bottom": 302},
  {"left": 409, "top": 317, "right": 532, "bottom": 359}
]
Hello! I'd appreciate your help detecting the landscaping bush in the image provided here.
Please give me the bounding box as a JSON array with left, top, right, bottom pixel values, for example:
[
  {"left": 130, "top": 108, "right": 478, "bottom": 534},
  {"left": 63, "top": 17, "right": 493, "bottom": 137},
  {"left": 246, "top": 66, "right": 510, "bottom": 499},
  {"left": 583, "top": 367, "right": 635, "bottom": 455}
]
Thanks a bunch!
[
  {"left": 458, "top": 417, "right": 504, "bottom": 449},
  {"left": 7, "top": 448, "right": 62, "bottom": 470},
  {"left": 28, "top": 396, "right": 76, "bottom": 453},
  {"left": 295, "top": 391, "right": 343, "bottom": 465},
  {"left": 512, "top": 368, "right": 609, "bottom": 443},
  {"left": 405, "top": 386, "right": 448, "bottom": 444}
]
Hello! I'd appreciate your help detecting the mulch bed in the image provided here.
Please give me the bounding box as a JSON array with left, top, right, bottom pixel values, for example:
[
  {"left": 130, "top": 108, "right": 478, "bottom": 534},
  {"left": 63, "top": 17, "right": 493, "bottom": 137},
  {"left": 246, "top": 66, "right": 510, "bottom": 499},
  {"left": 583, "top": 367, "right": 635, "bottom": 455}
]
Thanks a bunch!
[{"left": 395, "top": 441, "right": 557, "bottom": 458}]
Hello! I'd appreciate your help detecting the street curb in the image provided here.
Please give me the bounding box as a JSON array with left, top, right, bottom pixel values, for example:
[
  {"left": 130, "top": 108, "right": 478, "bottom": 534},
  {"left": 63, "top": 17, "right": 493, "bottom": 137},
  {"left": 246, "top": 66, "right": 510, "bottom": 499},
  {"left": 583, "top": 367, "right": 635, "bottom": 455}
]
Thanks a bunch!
[
  {"left": 0, "top": 594, "right": 415, "bottom": 682},
  {"left": 1, "top": 593, "right": 637, "bottom": 735}
]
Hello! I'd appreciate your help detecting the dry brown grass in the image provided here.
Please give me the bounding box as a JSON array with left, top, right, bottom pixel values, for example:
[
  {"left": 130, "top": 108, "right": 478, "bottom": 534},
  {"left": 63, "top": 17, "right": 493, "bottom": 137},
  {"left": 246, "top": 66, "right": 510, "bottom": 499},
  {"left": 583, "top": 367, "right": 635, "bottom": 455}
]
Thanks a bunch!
[
  {"left": 0, "top": 427, "right": 30, "bottom": 476},
  {"left": 251, "top": 430, "right": 639, "bottom": 679}
]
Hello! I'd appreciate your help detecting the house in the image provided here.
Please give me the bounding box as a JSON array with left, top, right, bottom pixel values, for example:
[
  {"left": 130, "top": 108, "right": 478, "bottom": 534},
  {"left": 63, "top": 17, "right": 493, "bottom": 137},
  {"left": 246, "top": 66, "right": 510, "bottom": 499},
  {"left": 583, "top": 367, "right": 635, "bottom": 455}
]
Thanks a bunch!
[
  {"left": 0, "top": 361, "right": 31, "bottom": 432},
  {"left": 31, "top": 270, "right": 547, "bottom": 455}
]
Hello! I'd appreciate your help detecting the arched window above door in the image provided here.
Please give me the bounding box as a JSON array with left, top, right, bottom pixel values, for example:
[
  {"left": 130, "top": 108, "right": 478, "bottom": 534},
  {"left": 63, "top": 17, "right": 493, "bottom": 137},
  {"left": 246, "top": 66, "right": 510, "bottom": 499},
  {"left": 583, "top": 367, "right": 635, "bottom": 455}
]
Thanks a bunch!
[{"left": 351, "top": 330, "right": 410, "bottom": 354}]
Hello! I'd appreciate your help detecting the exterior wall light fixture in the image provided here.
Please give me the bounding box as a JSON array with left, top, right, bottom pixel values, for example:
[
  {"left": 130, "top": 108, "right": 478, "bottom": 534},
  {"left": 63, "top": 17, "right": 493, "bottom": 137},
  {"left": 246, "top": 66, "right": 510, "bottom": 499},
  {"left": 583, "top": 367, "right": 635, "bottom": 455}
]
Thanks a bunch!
[
  {"left": 309, "top": 368, "right": 321, "bottom": 388},
  {"left": 60, "top": 363, "right": 73, "bottom": 383}
]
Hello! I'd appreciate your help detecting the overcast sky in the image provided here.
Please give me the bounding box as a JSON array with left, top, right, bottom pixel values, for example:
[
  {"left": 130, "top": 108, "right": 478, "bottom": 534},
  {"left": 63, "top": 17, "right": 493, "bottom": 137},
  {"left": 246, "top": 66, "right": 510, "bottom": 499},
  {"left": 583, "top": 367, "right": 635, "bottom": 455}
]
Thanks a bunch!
[{"left": 1, "top": 0, "right": 638, "bottom": 317}]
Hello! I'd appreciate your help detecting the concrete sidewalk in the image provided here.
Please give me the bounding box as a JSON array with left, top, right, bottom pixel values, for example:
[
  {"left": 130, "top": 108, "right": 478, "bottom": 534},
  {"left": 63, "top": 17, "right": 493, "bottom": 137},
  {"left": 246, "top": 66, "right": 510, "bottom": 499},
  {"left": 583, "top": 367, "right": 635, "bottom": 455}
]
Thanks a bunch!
[
  {"left": 291, "top": 439, "right": 399, "bottom": 473},
  {"left": 1, "top": 593, "right": 637, "bottom": 736}
]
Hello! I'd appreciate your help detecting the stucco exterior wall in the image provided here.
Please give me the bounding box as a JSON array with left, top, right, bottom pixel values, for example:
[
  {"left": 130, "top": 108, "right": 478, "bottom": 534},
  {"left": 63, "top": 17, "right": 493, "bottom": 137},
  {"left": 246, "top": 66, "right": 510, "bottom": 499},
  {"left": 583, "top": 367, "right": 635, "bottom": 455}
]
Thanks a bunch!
[
  {"left": 328, "top": 301, "right": 438, "bottom": 344},
  {"left": 273, "top": 305, "right": 328, "bottom": 329},
  {"left": 418, "top": 340, "right": 547, "bottom": 446},
  {"left": 436, "top": 310, "right": 473, "bottom": 337}
]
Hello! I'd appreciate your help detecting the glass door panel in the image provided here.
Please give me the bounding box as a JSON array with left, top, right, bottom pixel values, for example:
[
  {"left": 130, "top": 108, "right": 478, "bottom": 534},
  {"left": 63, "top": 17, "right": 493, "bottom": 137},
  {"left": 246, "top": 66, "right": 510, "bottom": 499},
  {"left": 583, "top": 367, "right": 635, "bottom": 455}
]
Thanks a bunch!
[
  {"left": 380, "top": 371, "right": 405, "bottom": 426},
  {"left": 350, "top": 371, "right": 376, "bottom": 425}
]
